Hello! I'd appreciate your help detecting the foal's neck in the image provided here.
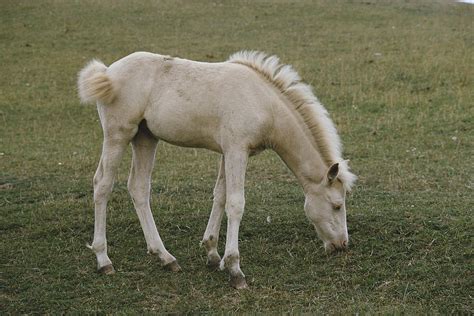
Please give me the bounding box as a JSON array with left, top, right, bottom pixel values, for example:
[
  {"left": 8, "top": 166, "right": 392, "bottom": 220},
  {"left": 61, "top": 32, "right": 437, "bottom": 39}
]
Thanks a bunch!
[{"left": 270, "top": 107, "right": 327, "bottom": 192}]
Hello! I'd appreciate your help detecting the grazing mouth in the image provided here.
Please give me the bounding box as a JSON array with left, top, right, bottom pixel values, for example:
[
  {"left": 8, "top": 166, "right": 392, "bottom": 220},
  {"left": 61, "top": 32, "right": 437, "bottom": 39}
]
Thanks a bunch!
[{"left": 324, "top": 240, "right": 348, "bottom": 253}]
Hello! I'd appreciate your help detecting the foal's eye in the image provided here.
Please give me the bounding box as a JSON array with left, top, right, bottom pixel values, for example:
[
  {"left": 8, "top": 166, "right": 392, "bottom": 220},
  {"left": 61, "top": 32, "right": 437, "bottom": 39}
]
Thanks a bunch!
[{"left": 333, "top": 204, "right": 342, "bottom": 211}]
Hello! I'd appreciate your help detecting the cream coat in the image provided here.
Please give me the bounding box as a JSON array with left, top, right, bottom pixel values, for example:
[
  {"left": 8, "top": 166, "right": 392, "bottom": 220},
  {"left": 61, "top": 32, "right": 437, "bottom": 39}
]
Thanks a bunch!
[{"left": 78, "top": 51, "right": 356, "bottom": 289}]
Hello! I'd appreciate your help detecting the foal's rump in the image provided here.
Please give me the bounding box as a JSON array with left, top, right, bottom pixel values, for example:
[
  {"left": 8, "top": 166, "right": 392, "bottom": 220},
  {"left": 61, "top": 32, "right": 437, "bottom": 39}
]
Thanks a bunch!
[{"left": 78, "top": 52, "right": 163, "bottom": 109}]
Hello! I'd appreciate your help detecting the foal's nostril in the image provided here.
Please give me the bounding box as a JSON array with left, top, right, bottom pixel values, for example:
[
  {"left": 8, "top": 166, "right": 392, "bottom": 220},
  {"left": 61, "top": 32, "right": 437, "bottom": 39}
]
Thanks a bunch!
[{"left": 334, "top": 240, "right": 348, "bottom": 252}]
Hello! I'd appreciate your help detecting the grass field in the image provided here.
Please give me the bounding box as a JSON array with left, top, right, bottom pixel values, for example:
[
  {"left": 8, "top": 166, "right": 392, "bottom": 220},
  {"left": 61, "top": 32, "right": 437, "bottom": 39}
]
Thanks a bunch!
[{"left": 1, "top": 0, "right": 473, "bottom": 313}]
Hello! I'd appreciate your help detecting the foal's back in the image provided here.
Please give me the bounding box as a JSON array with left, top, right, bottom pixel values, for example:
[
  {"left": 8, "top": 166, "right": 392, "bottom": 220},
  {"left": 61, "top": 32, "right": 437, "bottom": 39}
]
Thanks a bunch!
[{"left": 105, "top": 52, "right": 277, "bottom": 153}]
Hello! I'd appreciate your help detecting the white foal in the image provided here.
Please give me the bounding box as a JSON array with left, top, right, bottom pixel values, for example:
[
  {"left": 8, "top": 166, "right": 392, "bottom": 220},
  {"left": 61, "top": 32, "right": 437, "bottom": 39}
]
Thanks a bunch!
[{"left": 78, "top": 51, "right": 356, "bottom": 289}]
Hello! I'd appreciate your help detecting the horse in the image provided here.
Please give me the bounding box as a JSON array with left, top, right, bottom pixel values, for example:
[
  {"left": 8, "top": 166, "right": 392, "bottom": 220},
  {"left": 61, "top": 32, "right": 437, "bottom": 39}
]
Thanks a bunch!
[{"left": 78, "top": 51, "right": 356, "bottom": 289}]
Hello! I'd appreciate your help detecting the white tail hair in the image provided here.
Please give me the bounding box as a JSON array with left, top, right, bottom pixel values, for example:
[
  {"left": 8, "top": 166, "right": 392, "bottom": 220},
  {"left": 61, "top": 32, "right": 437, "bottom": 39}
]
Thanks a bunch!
[{"left": 77, "top": 59, "right": 115, "bottom": 105}]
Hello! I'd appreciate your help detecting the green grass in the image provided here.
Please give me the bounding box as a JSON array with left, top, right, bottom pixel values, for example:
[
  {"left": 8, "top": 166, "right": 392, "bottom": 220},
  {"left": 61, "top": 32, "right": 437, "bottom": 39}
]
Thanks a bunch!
[{"left": 1, "top": 0, "right": 473, "bottom": 313}]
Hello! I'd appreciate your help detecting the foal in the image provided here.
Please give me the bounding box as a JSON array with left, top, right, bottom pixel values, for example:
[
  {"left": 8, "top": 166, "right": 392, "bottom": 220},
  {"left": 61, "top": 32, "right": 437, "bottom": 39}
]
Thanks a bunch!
[{"left": 78, "top": 51, "right": 356, "bottom": 289}]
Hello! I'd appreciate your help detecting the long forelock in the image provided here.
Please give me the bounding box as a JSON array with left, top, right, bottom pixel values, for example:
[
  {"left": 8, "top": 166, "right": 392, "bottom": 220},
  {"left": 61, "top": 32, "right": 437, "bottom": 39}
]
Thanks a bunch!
[{"left": 228, "top": 51, "right": 356, "bottom": 190}]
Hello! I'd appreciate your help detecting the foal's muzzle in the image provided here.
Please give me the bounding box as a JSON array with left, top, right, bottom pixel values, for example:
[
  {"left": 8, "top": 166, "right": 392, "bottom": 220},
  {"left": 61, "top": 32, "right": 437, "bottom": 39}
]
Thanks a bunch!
[{"left": 325, "top": 239, "right": 348, "bottom": 253}]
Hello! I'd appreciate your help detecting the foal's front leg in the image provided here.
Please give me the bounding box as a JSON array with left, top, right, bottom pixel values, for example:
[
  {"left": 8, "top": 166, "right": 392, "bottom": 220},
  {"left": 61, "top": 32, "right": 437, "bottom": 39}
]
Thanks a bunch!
[
  {"left": 220, "top": 150, "right": 249, "bottom": 289},
  {"left": 201, "top": 156, "right": 226, "bottom": 269}
]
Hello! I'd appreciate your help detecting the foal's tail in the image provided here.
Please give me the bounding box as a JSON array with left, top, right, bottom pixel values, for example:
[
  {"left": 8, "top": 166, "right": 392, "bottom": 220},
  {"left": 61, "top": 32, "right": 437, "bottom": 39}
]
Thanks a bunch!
[{"left": 77, "top": 60, "right": 116, "bottom": 105}]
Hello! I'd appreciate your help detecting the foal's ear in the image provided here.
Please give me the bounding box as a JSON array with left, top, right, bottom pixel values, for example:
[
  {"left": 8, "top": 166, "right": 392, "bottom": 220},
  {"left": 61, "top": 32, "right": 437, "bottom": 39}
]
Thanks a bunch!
[{"left": 326, "top": 163, "right": 339, "bottom": 184}]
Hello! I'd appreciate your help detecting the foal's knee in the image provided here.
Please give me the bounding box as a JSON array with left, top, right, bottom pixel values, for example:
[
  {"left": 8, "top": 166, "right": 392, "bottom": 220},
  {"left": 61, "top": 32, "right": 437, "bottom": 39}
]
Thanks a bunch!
[
  {"left": 213, "top": 186, "right": 226, "bottom": 209},
  {"left": 225, "top": 194, "right": 245, "bottom": 219}
]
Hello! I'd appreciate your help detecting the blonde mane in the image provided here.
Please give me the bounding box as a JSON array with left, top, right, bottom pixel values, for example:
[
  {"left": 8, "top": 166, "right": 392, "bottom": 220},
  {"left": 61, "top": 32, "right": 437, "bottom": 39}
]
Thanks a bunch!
[{"left": 228, "top": 51, "right": 356, "bottom": 190}]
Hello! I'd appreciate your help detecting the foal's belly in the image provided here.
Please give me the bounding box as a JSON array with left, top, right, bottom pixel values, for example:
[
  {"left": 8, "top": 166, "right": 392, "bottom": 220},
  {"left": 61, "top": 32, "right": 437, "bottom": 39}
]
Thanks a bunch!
[
  {"left": 144, "top": 111, "right": 223, "bottom": 153},
  {"left": 156, "top": 131, "right": 222, "bottom": 153}
]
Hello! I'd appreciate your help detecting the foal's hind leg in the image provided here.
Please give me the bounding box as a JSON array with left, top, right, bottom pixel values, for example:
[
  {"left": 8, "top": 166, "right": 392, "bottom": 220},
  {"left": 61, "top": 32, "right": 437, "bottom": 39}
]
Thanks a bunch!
[
  {"left": 91, "top": 135, "right": 131, "bottom": 274},
  {"left": 128, "top": 125, "right": 180, "bottom": 272},
  {"left": 201, "top": 156, "right": 226, "bottom": 269}
]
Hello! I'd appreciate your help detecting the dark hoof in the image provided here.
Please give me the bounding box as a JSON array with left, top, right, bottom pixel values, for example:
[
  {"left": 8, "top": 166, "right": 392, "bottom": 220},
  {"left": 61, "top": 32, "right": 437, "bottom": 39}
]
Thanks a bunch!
[
  {"left": 97, "top": 264, "right": 115, "bottom": 275},
  {"left": 207, "top": 255, "right": 221, "bottom": 271},
  {"left": 229, "top": 274, "right": 248, "bottom": 289},
  {"left": 164, "top": 260, "right": 182, "bottom": 272}
]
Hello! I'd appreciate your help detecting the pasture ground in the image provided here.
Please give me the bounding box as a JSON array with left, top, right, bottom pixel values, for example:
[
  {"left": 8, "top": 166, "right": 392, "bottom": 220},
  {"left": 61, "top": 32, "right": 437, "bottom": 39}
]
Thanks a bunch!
[{"left": 1, "top": 0, "right": 473, "bottom": 313}]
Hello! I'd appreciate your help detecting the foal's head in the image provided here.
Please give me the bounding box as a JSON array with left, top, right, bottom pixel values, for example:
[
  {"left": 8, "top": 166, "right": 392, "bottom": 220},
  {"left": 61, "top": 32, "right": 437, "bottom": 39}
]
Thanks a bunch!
[{"left": 304, "top": 162, "right": 354, "bottom": 253}]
